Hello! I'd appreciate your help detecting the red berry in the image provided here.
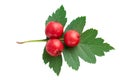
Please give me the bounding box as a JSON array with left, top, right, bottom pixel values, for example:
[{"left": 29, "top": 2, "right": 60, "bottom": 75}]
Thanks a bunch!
[
  {"left": 46, "top": 39, "right": 64, "bottom": 57},
  {"left": 64, "top": 30, "right": 80, "bottom": 47},
  {"left": 45, "top": 21, "right": 63, "bottom": 38}
]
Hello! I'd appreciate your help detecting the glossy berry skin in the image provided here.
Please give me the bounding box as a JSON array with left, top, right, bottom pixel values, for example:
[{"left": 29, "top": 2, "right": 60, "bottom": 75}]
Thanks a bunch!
[
  {"left": 45, "top": 21, "right": 63, "bottom": 38},
  {"left": 46, "top": 39, "right": 64, "bottom": 57},
  {"left": 64, "top": 30, "right": 80, "bottom": 47}
]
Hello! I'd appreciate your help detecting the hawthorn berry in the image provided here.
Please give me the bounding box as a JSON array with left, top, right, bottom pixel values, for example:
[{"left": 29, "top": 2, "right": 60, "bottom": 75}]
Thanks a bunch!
[
  {"left": 64, "top": 30, "right": 80, "bottom": 47},
  {"left": 46, "top": 39, "right": 64, "bottom": 57},
  {"left": 45, "top": 21, "right": 63, "bottom": 38}
]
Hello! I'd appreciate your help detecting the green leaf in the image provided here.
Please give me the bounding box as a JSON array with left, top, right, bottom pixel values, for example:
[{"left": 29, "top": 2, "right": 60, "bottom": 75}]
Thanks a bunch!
[
  {"left": 43, "top": 47, "right": 62, "bottom": 75},
  {"left": 81, "top": 28, "right": 97, "bottom": 42},
  {"left": 63, "top": 28, "right": 114, "bottom": 68},
  {"left": 76, "top": 43, "right": 96, "bottom": 63},
  {"left": 81, "top": 29, "right": 114, "bottom": 57},
  {"left": 102, "top": 43, "right": 114, "bottom": 52},
  {"left": 64, "top": 29, "right": 97, "bottom": 63},
  {"left": 65, "top": 16, "right": 86, "bottom": 34},
  {"left": 46, "top": 5, "right": 67, "bottom": 26},
  {"left": 63, "top": 47, "right": 80, "bottom": 70}
]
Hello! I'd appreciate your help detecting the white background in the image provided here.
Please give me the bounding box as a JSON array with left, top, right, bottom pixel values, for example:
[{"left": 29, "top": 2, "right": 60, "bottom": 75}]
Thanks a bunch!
[{"left": 0, "top": 0, "right": 120, "bottom": 80}]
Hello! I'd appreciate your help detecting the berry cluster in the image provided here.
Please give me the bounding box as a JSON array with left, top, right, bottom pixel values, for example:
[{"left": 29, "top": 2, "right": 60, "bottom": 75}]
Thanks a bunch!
[{"left": 45, "top": 21, "right": 80, "bottom": 57}]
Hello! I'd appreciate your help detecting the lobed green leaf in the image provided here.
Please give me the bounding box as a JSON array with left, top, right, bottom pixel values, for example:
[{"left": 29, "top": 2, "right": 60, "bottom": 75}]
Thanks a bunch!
[
  {"left": 63, "top": 28, "right": 114, "bottom": 69},
  {"left": 63, "top": 47, "right": 80, "bottom": 70},
  {"left": 65, "top": 16, "right": 86, "bottom": 34},
  {"left": 76, "top": 43, "right": 96, "bottom": 63},
  {"left": 45, "top": 5, "right": 67, "bottom": 26},
  {"left": 81, "top": 29, "right": 114, "bottom": 57},
  {"left": 43, "top": 48, "right": 62, "bottom": 75}
]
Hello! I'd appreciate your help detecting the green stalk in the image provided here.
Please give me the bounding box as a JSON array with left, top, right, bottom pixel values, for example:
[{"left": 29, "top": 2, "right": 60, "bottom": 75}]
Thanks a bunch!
[
  {"left": 16, "top": 39, "right": 47, "bottom": 44},
  {"left": 16, "top": 38, "right": 64, "bottom": 44}
]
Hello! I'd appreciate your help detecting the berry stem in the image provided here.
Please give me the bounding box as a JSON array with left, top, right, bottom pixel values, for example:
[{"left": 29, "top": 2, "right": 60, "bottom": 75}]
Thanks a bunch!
[
  {"left": 59, "top": 38, "right": 64, "bottom": 41},
  {"left": 16, "top": 39, "right": 47, "bottom": 44}
]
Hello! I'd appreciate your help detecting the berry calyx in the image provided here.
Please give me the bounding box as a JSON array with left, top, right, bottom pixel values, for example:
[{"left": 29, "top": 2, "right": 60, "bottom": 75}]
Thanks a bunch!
[
  {"left": 64, "top": 30, "right": 80, "bottom": 47},
  {"left": 46, "top": 39, "right": 64, "bottom": 57},
  {"left": 45, "top": 21, "right": 64, "bottom": 38}
]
